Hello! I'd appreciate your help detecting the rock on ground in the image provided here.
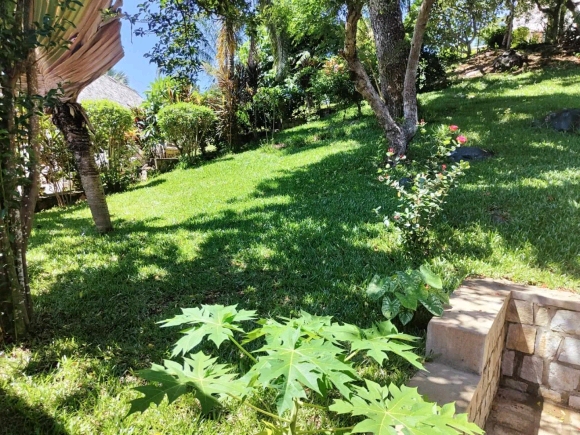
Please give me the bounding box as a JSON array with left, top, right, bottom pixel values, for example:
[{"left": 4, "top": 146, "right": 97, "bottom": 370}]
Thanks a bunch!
[{"left": 492, "top": 50, "right": 527, "bottom": 72}]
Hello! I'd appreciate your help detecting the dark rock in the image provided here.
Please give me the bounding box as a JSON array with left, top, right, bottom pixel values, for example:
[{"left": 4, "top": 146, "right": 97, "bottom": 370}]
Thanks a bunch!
[
  {"left": 398, "top": 177, "right": 413, "bottom": 189},
  {"left": 450, "top": 147, "right": 493, "bottom": 162},
  {"left": 545, "top": 109, "right": 580, "bottom": 132},
  {"left": 492, "top": 50, "right": 527, "bottom": 72}
]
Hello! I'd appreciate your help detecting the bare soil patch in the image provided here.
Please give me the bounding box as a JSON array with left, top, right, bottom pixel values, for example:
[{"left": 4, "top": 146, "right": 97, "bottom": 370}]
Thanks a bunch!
[{"left": 453, "top": 46, "right": 580, "bottom": 80}]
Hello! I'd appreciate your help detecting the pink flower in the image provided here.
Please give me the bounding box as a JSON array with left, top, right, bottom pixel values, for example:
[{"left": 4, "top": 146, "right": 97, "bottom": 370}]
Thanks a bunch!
[
  {"left": 449, "top": 125, "right": 459, "bottom": 132},
  {"left": 388, "top": 147, "right": 395, "bottom": 154},
  {"left": 393, "top": 214, "right": 400, "bottom": 221},
  {"left": 456, "top": 135, "right": 467, "bottom": 144},
  {"left": 442, "top": 164, "right": 447, "bottom": 171}
]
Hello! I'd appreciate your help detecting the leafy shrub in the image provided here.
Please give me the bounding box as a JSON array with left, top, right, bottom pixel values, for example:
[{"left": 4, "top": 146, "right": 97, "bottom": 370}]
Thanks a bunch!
[
  {"left": 483, "top": 25, "right": 506, "bottom": 49},
  {"left": 157, "top": 103, "right": 217, "bottom": 162},
  {"left": 367, "top": 265, "right": 447, "bottom": 325},
  {"left": 311, "top": 56, "right": 363, "bottom": 116},
  {"left": 129, "top": 305, "right": 483, "bottom": 435},
  {"left": 379, "top": 124, "right": 469, "bottom": 255},
  {"left": 253, "top": 86, "right": 286, "bottom": 139},
  {"left": 417, "top": 47, "right": 448, "bottom": 93},
  {"left": 512, "top": 26, "right": 531, "bottom": 46},
  {"left": 38, "top": 116, "right": 78, "bottom": 204},
  {"left": 83, "top": 100, "right": 139, "bottom": 193}
]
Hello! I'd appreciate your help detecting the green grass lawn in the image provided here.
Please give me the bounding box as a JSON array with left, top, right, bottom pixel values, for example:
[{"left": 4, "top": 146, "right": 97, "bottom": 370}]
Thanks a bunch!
[{"left": 1, "top": 64, "right": 580, "bottom": 434}]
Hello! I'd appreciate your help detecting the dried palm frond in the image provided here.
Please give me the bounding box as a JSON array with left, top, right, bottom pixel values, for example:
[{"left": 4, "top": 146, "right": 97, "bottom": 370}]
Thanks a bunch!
[{"left": 33, "top": 0, "right": 124, "bottom": 100}]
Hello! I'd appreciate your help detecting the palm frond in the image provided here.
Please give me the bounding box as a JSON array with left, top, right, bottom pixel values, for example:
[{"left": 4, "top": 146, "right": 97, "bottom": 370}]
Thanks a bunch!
[{"left": 34, "top": 0, "right": 124, "bottom": 100}]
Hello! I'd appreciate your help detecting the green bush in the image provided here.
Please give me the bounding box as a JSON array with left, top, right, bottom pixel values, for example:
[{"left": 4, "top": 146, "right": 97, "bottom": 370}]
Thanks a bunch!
[
  {"left": 83, "top": 100, "right": 139, "bottom": 193},
  {"left": 482, "top": 25, "right": 506, "bottom": 49},
  {"left": 311, "top": 56, "right": 362, "bottom": 116},
  {"left": 157, "top": 103, "right": 216, "bottom": 162},
  {"left": 512, "top": 26, "right": 531, "bottom": 46},
  {"left": 379, "top": 124, "right": 469, "bottom": 255},
  {"left": 38, "top": 115, "right": 79, "bottom": 202}
]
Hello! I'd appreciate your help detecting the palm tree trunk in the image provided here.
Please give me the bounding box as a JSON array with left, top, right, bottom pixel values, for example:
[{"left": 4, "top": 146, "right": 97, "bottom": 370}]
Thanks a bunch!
[{"left": 52, "top": 102, "right": 113, "bottom": 233}]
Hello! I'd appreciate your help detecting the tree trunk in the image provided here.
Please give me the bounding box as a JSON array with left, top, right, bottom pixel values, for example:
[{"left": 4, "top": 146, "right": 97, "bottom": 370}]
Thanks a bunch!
[
  {"left": 558, "top": 3, "right": 567, "bottom": 41},
  {"left": 52, "top": 102, "right": 113, "bottom": 233},
  {"left": 22, "top": 51, "right": 40, "bottom": 241},
  {"left": 537, "top": 0, "right": 566, "bottom": 43},
  {"left": 0, "top": 76, "right": 32, "bottom": 342},
  {"left": 341, "top": 0, "right": 434, "bottom": 156},
  {"left": 368, "top": 0, "right": 407, "bottom": 119},
  {"left": 341, "top": 1, "right": 407, "bottom": 155},
  {"left": 402, "top": 0, "right": 435, "bottom": 138},
  {"left": 503, "top": 0, "right": 515, "bottom": 48}
]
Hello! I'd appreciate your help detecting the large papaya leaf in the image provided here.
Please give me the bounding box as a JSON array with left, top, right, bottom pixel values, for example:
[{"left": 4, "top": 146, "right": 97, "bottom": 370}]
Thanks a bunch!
[
  {"left": 245, "top": 327, "right": 322, "bottom": 416},
  {"left": 329, "top": 381, "right": 484, "bottom": 435},
  {"left": 129, "top": 351, "right": 246, "bottom": 415},
  {"left": 161, "top": 304, "right": 256, "bottom": 356},
  {"left": 245, "top": 326, "right": 359, "bottom": 416},
  {"left": 348, "top": 322, "right": 423, "bottom": 370}
]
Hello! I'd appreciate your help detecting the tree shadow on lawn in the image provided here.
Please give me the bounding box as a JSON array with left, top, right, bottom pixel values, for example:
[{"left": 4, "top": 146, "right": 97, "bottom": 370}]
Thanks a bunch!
[
  {"left": 418, "top": 91, "right": 580, "bottom": 281},
  {"left": 125, "top": 177, "right": 167, "bottom": 192},
  {"left": 26, "top": 143, "right": 405, "bottom": 375},
  {"left": 20, "top": 83, "right": 580, "bottom": 390},
  {"left": 0, "top": 387, "right": 69, "bottom": 435}
]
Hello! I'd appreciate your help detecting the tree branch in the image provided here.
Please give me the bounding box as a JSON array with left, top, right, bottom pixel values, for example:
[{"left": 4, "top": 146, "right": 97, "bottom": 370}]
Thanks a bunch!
[{"left": 402, "top": 0, "right": 435, "bottom": 138}]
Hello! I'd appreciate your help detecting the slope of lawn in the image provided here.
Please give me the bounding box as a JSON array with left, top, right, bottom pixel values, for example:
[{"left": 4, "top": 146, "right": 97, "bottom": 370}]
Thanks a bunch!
[{"left": 1, "top": 64, "right": 580, "bottom": 434}]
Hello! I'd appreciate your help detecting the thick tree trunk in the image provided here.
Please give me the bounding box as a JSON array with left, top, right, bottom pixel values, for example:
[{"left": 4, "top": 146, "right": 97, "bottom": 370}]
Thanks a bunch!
[
  {"left": 52, "top": 102, "right": 113, "bottom": 233},
  {"left": 368, "top": 0, "right": 407, "bottom": 119},
  {"left": 341, "top": 0, "right": 434, "bottom": 156},
  {"left": 341, "top": 1, "right": 407, "bottom": 155}
]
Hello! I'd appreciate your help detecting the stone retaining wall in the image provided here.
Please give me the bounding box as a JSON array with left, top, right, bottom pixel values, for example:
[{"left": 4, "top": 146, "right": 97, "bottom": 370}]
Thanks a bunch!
[
  {"left": 501, "top": 290, "right": 580, "bottom": 410},
  {"left": 466, "top": 296, "right": 509, "bottom": 427}
]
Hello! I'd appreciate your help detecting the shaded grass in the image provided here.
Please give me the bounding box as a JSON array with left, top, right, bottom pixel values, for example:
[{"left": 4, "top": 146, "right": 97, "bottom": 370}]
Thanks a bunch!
[{"left": 1, "top": 64, "right": 579, "bottom": 434}]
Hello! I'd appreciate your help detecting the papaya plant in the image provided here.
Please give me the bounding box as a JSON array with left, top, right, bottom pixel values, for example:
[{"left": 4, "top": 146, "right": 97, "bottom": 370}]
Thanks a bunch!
[
  {"left": 128, "top": 304, "right": 482, "bottom": 435},
  {"left": 367, "top": 265, "right": 448, "bottom": 325}
]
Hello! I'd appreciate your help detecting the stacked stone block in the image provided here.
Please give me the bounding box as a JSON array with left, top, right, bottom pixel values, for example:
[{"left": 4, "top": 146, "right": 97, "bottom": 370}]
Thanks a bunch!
[
  {"left": 467, "top": 297, "right": 508, "bottom": 428},
  {"left": 501, "top": 296, "right": 580, "bottom": 409}
]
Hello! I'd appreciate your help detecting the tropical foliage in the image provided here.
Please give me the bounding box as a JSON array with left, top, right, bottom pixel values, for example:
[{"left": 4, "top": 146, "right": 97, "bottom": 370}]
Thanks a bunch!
[
  {"left": 84, "top": 100, "right": 140, "bottom": 193},
  {"left": 129, "top": 305, "right": 482, "bottom": 435},
  {"left": 367, "top": 265, "right": 448, "bottom": 325}
]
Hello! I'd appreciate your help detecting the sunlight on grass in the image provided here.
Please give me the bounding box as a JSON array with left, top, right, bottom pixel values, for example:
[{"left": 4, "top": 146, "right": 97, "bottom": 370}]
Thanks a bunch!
[{"left": 1, "top": 65, "right": 579, "bottom": 434}]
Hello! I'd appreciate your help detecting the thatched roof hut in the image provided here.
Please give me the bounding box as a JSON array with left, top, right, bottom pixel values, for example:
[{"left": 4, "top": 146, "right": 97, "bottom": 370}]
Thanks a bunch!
[{"left": 78, "top": 75, "right": 143, "bottom": 108}]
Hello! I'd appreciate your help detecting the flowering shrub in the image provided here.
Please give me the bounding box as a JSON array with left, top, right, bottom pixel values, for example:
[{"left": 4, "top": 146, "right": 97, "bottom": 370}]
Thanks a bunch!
[{"left": 379, "top": 124, "right": 470, "bottom": 254}]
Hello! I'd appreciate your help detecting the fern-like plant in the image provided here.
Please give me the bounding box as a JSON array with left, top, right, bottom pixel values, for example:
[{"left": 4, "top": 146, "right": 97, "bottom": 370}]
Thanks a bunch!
[{"left": 128, "top": 305, "right": 483, "bottom": 435}]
